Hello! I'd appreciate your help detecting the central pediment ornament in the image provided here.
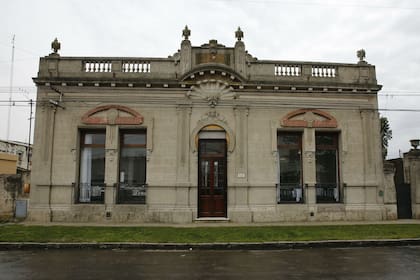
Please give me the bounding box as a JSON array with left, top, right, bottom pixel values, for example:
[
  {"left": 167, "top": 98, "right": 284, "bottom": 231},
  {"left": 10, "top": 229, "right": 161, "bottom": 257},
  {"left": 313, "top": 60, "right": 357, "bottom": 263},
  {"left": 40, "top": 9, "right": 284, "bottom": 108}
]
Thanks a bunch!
[
  {"left": 186, "top": 79, "right": 237, "bottom": 107},
  {"left": 200, "top": 110, "right": 227, "bottom": 123}
]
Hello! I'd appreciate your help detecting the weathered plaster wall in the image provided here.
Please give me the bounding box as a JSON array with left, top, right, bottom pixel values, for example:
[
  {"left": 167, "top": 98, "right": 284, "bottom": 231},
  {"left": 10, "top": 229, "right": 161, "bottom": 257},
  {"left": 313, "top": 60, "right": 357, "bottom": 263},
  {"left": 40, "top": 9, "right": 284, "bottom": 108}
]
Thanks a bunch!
[{"left": 0, "top": 175, "right": 21, "bottom": 221}]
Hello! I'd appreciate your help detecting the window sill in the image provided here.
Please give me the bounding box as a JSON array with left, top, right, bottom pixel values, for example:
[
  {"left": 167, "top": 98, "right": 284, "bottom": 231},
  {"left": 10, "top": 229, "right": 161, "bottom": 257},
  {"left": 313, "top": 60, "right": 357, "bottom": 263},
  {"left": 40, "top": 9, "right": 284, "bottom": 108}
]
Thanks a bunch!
[{"left": 277, "top": 201, "right": 305, "bottom": 204}]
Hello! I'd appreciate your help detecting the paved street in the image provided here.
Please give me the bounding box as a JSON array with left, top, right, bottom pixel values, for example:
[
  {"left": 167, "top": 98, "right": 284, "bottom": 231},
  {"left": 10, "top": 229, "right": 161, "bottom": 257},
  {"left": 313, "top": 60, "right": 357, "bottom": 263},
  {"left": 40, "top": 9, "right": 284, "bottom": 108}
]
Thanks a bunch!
[{"left": 1, "top": 246, "right": 420, "bottom": 279}]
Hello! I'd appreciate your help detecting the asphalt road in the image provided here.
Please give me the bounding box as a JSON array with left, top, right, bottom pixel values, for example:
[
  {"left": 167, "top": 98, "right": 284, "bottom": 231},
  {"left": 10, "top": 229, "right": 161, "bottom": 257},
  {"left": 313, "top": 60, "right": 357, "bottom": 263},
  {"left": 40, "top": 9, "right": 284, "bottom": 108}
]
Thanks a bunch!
[{"left": 1, "top": 246, "right": 420, "bottom": 279}]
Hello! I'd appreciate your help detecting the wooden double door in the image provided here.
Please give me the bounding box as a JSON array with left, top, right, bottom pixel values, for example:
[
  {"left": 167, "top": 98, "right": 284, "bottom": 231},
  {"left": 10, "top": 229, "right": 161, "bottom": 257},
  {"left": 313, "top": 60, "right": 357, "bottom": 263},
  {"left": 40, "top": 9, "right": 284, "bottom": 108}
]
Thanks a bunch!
[{"left": 198, "top": 139, "right": 227, "bottom": 217}]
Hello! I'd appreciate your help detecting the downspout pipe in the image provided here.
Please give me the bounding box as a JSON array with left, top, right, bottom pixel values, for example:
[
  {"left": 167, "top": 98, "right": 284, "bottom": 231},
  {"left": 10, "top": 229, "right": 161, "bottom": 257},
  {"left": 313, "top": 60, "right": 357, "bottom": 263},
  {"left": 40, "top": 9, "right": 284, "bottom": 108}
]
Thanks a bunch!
[{"left": 48, "top": 106, "right": 57, "bottom": 222}]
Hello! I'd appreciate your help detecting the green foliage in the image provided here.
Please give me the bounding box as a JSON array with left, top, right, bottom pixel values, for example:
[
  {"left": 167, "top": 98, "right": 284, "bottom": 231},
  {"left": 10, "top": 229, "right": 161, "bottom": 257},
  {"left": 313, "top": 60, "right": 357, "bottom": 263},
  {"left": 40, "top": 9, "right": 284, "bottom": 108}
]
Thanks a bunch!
[
  {"left": 380, "top": 116, "right": 392, "bottom": 159},
  {"left": 0, "top": 224, "right": 419, "bottom": 243}
]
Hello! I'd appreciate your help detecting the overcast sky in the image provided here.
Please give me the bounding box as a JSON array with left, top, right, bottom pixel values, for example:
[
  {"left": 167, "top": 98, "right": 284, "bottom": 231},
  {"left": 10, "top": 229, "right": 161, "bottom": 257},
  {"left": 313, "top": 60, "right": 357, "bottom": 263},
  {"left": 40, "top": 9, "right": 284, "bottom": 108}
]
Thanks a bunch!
[{"left": 0, "top": 0, "right": 419, "bottom": 158}]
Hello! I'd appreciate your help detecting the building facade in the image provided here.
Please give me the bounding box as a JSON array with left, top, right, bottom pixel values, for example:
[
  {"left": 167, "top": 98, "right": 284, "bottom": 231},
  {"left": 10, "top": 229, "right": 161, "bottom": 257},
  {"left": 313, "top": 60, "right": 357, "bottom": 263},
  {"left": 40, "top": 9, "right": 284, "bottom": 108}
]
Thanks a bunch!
[
  {"left": 29, "top": 28, "right": 396, "bottom": 223},
  {"left": 0, "top": 139, "right": 32, "bottom": 175}
]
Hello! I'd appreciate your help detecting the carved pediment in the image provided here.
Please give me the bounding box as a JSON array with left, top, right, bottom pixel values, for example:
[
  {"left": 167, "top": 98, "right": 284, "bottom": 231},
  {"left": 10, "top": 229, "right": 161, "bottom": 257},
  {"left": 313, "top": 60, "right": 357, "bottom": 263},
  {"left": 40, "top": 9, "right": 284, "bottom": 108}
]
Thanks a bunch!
[
  {"left": 186, "top": 79, "right": 237, "bottom": 107},
  {"left": 180, "top": 64, "right": 245, "bottom": 84},
  {"left": 282, "top": 109, "right": 337, "bottom": 128},
  {"left": 81, "top": 105, "right": 143, "bottom": 125}
]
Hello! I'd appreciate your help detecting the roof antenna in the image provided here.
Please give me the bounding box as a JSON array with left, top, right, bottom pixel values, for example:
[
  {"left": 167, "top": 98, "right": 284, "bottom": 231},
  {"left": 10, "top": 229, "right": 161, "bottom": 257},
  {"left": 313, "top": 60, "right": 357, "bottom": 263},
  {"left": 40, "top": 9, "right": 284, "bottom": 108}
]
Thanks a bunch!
[{"left": 6, "top": 34, "right": 15, "bottom": 141}]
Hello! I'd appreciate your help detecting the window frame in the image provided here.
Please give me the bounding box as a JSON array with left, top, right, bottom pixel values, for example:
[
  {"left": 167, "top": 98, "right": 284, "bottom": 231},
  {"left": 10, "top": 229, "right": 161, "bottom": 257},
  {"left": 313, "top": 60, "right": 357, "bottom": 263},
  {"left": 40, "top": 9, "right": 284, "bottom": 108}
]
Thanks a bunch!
[
  {"left": 117, "top": 129, "right": 147, "bottom": 204},
  {"left": 277, "top": 131, "right": 304, "bottom": 204},
  {"left": 315, "top": 131, "right": 341, "bottom": 203},
  {"left": 77, "top": 129, "right": 106, "bottom": 204}
]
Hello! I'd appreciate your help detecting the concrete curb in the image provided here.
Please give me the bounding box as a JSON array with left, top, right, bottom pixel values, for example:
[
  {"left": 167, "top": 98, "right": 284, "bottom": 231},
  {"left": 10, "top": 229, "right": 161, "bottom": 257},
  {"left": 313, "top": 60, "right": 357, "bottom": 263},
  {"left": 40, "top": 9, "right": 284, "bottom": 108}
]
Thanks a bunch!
[{"left": 1, "top": 239, "right": 420, "bottom": 251}]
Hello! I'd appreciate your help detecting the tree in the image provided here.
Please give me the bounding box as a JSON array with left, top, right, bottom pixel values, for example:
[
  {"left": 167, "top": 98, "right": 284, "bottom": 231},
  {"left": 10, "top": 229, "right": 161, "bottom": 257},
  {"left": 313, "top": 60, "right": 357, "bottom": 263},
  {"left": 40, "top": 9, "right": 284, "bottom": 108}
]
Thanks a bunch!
[{"left": 380, "top": 116, "right": 392, "bottom": 159}]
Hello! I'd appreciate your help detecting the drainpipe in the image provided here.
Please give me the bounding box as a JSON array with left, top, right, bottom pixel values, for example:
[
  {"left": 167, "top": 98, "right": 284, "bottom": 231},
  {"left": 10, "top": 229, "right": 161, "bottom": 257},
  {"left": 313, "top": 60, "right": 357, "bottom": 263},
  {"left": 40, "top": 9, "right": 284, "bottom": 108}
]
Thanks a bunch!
[
  {"left": 47, "top": 85, "right": 64, "bottom": 222},
  {"left": 48, "top": 106, "right": 57, "bottom": 222}
]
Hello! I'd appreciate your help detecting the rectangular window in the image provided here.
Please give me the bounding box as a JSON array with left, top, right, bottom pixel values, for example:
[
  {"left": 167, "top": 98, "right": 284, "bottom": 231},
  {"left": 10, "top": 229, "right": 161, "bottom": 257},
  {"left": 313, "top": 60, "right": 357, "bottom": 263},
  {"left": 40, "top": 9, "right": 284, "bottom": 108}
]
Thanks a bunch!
[
  {"left": 277, "top": 132, "right": 303, "bottom": 203},
  {"left": 315, "top": 132, "right": 340, "bottom": 203},
  {"left": 79, "top": 131, "right": 106, "bottom": 203},
  {"left": 117, "top": 130, "right": 147, "bottom": 204}
]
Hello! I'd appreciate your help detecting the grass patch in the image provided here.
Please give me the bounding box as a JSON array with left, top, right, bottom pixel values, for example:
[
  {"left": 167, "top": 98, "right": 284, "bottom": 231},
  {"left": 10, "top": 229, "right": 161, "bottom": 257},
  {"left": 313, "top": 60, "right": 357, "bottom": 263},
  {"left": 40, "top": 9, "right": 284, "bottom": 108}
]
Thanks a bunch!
[{"left": 0, "top": 224, "right": 419, "bottom": 243}]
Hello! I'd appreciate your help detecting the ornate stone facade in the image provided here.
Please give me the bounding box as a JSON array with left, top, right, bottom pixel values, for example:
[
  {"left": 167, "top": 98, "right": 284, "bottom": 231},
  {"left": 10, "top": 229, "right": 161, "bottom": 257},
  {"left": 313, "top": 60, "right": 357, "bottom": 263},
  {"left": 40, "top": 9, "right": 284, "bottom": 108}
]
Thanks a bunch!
[{"left": 28, "top": 28, "right": 397, "bottom": 223}]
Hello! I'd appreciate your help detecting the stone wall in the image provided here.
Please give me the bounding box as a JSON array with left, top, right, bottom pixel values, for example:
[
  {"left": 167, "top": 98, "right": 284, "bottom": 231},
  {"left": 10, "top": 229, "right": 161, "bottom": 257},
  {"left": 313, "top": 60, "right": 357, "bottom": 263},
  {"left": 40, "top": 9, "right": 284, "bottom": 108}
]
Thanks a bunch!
[
  {"left": 404, "top": 149, "right": 420, "bottom": 218},
  {"left": 383, "top": 162, "right": 397, "bottom": 220},
  {"left": 0, "top": 174, "right": 22, "bottom": 221}
]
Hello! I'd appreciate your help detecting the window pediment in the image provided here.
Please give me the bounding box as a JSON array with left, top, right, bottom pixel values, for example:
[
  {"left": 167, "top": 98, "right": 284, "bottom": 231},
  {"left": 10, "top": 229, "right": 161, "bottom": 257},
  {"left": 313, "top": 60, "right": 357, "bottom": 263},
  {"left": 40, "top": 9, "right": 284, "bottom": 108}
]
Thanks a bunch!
[
  {"left": 282, "top": 109, "right": 337, "bottom": 128},
  {"left": 81, "top": 105, "right": 143, "bottom": 125}
]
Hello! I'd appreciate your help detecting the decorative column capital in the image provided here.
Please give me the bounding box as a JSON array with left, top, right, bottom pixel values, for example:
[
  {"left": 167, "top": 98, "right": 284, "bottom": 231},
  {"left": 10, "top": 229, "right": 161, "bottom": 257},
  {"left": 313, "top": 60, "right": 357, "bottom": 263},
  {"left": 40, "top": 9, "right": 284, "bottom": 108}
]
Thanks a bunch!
[{"left": 233, "top": 105, "right": 249, "bottom": 116}]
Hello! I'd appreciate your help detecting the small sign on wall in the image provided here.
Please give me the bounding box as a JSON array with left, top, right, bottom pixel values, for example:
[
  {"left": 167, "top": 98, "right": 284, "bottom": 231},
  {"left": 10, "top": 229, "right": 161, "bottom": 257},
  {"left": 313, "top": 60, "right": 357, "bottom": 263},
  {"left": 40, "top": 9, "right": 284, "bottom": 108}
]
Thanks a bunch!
[{"left": 237, "top": 172, "right": 246, "bottom": 178}]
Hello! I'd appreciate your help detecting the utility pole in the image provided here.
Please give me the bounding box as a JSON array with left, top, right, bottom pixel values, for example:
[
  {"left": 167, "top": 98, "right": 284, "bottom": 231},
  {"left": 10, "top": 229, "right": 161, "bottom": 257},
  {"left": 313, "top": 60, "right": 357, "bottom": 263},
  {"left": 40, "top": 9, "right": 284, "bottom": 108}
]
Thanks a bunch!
[
  {"left": 27, "top": 99, "right": 34, "bottom": 170},
  {"left": 6, "top": 35, "right": 15, "bottom": 141}
]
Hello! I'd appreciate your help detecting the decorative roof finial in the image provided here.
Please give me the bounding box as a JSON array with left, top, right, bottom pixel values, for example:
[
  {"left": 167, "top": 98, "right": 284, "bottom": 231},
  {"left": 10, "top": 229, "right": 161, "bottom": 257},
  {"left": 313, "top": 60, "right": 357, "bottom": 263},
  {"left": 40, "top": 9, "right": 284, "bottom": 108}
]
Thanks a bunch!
[
  {"left": 182, "top": 25, "right": 191, "bottom": 40},
  {"left": 357, "top": 49, "right": 366, "bottom": 63},
  {"left": 51, "top": 38, "right": 61, "bottom": 54},
  {"left": 235, "top": 27, "right": 243, "bottom": 41}
]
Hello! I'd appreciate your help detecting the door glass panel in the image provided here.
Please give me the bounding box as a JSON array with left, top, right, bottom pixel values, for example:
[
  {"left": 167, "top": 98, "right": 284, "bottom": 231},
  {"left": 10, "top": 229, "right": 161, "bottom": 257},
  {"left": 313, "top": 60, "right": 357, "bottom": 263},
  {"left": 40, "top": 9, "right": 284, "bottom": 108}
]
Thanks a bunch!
[
  {"left": 200, "top": 160, "right": 210, "bottom": 194},
  {"left": 200, "top": 141, "right": 225, "bottom": 155},
  {"left": 214, "top": 161, "right": 218, "bottom": 188}
]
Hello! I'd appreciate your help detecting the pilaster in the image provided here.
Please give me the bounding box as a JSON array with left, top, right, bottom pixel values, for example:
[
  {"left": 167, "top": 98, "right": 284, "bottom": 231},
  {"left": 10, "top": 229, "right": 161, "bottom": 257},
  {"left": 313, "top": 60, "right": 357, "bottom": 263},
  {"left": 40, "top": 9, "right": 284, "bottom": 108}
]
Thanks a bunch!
[
  {"left": 175, "top": 103, "right": 192, "bottom": 206},
  {"left": 404, "top": 150, "right": 420, "bottom": 218},
  {"left": 360, "top": 110, "right": 377, "bottom": 184},
  {"left": 104, "top": 125, "right": 118, "bottom": 206},
  {"left": 383, "top": 162, "right": 396, "bottom": 204},
  {"left": 36, "top": 104, "right": 54, "bottom": 185},
  {"left": 234, "top": 40, "right": 246, "bottom": 77},
  {"left": 176, "top": 103, "right": 192, "bottom": 185},
  {"left": 303, "top": 128, "right": 316, "bottom": 204},
  {"left": 233, "top": 106, "right": 249, "bottom": 185},
  {"left": 180, "top": 40, "right": 192, "bottom": 75}
]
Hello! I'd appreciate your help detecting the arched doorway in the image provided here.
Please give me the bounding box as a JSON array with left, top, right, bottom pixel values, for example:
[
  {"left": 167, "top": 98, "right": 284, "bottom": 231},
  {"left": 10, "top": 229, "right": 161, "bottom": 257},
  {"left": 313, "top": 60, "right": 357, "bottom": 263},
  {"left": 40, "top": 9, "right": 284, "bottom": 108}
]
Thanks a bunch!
[{"left": 198, "top": 125, "right": 227, "bottom": 218}]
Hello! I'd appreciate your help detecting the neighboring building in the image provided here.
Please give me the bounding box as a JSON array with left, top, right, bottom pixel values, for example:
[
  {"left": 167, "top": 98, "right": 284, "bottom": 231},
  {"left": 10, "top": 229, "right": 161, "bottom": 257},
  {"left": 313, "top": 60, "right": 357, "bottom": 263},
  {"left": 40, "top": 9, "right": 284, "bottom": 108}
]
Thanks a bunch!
[
  {"left": 0, "top": 139, "right": 32, "bottom": 175},
  {"left": 0, "top": 153, "right": 18, "bottom": 175},
  {"left": 388, "top": 143, "right": 420, "bottom": 220},
  {"left": 0, "top": 140, "right": 32, "bottom": 221},
  {"left": 28, "top": 27, "right": 396, "bottom": 223}
]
